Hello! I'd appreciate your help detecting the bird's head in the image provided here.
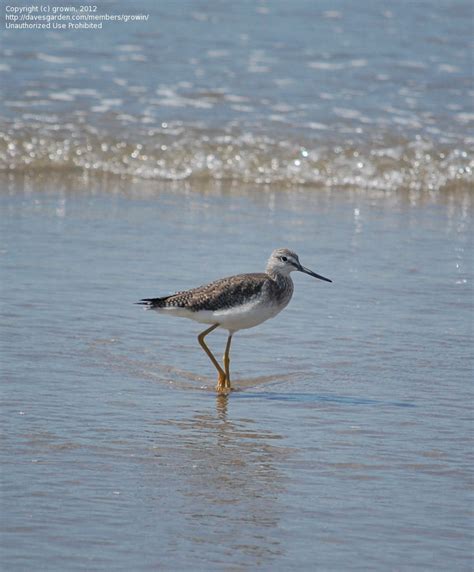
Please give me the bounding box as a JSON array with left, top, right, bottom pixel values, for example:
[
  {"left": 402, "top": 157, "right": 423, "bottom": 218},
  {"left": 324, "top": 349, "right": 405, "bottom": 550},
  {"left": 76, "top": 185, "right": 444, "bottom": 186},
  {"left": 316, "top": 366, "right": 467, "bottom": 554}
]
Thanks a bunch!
[{"left": 267, "top": 248, "right": 332, "bottom": 282}]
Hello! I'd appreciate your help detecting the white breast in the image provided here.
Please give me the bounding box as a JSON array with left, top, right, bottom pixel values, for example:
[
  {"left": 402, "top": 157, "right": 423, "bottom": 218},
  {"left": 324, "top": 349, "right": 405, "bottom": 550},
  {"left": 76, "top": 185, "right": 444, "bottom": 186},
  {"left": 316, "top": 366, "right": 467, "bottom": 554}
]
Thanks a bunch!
[
  {"left": 155, "top": 297, "right": 287, "bottom": 333},
  {"left": 211, "top": 298, "right": 285, "bottom": 332}
]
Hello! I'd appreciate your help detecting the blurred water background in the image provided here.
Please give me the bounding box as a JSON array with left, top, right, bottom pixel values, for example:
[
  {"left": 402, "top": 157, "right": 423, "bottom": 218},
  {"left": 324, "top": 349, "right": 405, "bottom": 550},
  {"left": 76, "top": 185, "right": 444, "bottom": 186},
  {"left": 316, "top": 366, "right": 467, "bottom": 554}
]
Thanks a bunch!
[
  {"left": 1, "top": 0, "right": 473, "bottom": 190},
  {"left": 1, "top": 1, "right": 473, "bottom": 571}
]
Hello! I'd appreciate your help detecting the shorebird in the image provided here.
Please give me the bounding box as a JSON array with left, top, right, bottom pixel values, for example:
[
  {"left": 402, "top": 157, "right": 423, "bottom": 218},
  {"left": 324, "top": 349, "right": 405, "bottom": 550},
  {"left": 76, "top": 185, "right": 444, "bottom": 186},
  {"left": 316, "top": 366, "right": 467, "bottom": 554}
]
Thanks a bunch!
[{"left": 138, "top": 248, "right": 332, "bottom": 393}]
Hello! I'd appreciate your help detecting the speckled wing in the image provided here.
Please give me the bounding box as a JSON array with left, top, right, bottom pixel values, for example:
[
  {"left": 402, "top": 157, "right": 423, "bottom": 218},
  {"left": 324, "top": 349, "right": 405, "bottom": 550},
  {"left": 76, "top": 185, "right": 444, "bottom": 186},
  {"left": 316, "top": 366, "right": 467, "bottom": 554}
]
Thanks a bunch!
[{"left": 138, "top": 273, "right": 269, "bottom": 312}]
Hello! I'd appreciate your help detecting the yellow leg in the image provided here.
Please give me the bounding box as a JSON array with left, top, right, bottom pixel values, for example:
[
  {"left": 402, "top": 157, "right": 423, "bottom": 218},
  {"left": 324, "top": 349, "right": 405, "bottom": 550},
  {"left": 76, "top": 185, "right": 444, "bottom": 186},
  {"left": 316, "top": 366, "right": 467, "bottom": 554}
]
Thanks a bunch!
[
  {"left": 197, "top": 324, "right": 227, "bottom": 392},
  {"left": 223, "top": 334, "right": 233, "bottom": 390}
]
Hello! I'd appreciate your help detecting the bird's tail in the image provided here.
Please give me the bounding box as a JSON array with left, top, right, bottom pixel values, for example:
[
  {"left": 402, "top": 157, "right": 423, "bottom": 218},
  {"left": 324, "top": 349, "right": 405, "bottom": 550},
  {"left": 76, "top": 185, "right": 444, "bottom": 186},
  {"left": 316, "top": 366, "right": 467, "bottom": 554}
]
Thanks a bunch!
[{"left": 136, "top": 296, "right": 171, "bottom": 309}]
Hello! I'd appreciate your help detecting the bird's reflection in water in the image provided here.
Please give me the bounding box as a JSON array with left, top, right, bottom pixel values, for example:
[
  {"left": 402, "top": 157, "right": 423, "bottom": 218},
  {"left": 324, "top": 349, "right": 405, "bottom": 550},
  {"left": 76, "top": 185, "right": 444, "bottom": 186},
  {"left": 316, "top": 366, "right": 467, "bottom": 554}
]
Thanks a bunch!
[
  {"left": 150, "top": 393, "right": 289, "bottom": 565},
  {"left": 215, "top": 393, "right": 229, "bottom": 421}
]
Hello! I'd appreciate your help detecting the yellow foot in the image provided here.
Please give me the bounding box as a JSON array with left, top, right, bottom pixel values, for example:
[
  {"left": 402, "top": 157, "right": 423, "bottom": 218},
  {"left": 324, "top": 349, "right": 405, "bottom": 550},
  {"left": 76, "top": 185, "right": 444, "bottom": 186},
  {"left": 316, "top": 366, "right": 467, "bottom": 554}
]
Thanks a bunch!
[
  {"left": 216, "top": 386, "right": 232, "bottom": 395},
  {"left": 216, "top": 373, "right": 232, "bottom": 394}
]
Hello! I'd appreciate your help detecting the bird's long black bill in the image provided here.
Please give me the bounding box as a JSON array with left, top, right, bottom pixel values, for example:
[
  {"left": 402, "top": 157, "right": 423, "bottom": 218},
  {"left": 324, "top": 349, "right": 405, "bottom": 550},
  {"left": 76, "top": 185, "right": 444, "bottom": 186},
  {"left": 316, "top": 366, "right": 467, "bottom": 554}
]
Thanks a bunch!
[{"left": 300, "top": 265, "right": 332, "bottom": 283}]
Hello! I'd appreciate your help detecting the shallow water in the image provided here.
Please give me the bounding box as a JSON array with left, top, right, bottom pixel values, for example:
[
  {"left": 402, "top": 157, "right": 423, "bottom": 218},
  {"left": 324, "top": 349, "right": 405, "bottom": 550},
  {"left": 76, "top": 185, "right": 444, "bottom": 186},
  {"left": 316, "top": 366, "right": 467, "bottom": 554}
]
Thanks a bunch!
[{"left": 1, "top": 176, "right": 472, "bottom": 570}]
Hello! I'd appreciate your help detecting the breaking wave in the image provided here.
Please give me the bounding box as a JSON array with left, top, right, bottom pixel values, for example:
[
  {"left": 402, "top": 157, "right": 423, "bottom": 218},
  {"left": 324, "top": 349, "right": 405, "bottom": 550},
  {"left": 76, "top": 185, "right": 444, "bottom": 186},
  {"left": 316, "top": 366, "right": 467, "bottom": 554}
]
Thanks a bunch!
[{"left": 0, "top": 124, "right": 472, "bottom": 192}]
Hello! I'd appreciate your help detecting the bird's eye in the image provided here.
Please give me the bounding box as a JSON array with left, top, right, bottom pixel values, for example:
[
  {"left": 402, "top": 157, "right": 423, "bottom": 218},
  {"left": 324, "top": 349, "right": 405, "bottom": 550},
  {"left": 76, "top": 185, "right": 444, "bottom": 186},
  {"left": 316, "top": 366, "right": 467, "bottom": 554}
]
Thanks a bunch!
[{"left": 281, "top": 256, "right": 288, "bottom": 262}]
